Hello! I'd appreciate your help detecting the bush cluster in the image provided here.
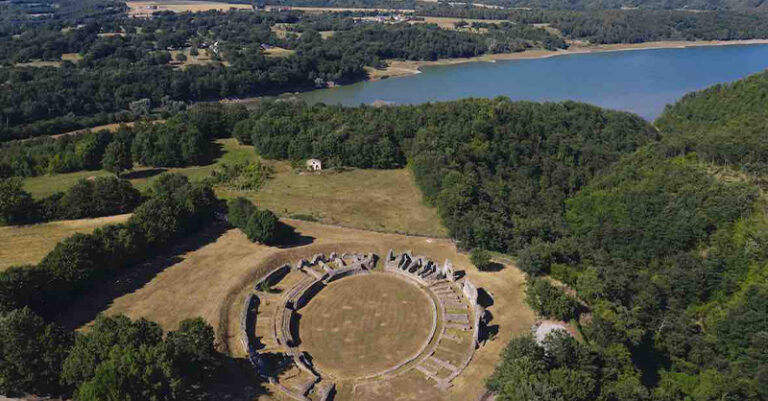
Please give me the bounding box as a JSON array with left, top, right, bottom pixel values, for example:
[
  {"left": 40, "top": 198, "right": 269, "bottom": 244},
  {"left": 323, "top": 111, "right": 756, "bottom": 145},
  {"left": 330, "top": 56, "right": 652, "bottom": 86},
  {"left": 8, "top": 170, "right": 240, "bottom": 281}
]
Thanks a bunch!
[
  {"left": 227, "top": 197, "right": 279, "bottom": 244},
  {"left": 524, "top": 278, "right": 582, "bottom": 321}
]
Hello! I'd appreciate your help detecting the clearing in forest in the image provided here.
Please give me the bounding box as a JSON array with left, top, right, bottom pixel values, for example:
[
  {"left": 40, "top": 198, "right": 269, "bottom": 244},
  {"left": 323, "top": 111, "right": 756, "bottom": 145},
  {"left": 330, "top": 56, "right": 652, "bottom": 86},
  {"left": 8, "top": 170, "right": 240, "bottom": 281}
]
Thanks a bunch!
[{"left": 23, "top": 139, "right": 447, "bottom": 237}]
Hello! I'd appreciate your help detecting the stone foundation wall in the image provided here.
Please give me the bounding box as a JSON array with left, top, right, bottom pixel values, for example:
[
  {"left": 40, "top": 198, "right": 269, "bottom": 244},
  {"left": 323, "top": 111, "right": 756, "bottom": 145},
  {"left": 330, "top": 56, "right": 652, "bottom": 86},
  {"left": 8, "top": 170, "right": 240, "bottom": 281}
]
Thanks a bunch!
[
  {"left": 295, "top": 280, "right": 326, "bottom": 310},
  {"left": 255, "top": 263, "right": 291, "bottom": 291}
]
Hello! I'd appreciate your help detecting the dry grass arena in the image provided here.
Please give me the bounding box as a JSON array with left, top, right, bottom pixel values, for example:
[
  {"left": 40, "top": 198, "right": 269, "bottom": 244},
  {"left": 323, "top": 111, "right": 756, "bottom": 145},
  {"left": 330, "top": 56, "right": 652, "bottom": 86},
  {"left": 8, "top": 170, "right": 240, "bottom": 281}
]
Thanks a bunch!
[
  {"left": 62, "top": 218, "right": 535, "bottom": 401},
  {"left": 299, "top": 273, "right": 434, "bottom": 379}
]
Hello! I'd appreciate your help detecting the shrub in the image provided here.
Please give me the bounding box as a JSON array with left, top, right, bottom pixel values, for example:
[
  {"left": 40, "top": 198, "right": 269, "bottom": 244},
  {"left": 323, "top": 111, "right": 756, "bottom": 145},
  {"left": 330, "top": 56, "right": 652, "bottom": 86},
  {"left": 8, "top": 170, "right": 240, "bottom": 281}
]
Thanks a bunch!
[
  {"left": 227, "top": 197, "right": 256, "bottom": 228},
  {"left": 525, "top": 278, "right": 582, "bottom": 321},
  {"left": 244, "top": 209, "right": 279, "bottom": 244},
  {"left": 227, "top": 197, "right": 279, "bottom": 244},
  {"left": 470, "top": 248, "right": 493, "bottom": 271},
  {"left": 132, "top": 120, "right": 208, "bottom": 167},
  {"left": 0, "top": 177, "right": 39, "bottom": 225},
  {"left": 209, "top": 161, "right": 273, "bottom": 191},
  {"left": 57, "top": 177, "right": 142, "bottom": 220},
  {"left": 517, "top": 241, "right": 554, "bottom": 276},
  {"left": 101, "top": 141, "right": 133, "bottom": 176}
]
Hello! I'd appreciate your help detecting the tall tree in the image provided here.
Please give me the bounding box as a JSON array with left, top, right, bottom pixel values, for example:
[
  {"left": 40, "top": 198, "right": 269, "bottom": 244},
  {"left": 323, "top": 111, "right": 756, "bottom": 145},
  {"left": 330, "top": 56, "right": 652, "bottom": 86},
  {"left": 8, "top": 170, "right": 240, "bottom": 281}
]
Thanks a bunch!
[{"left": 102, "top": 141, "right": 133, "bottom": 177}]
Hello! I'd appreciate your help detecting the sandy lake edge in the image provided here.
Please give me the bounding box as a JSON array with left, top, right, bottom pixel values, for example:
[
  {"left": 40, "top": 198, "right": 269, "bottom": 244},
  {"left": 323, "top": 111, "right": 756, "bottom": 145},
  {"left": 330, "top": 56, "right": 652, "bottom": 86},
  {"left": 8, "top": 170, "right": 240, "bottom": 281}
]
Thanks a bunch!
[{"left": 366, "top": 39, "right": 768, "bottom": 80}]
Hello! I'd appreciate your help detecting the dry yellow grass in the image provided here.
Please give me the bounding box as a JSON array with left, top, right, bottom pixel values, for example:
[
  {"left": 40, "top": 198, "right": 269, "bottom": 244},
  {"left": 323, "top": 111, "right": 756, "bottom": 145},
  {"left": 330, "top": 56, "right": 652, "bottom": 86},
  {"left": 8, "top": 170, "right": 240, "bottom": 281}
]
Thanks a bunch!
[
  {"left": 263, "top": 46, "right": 295, "bottom": 58},
  {"left": 127, "top": 0, "right": 251, "bottom": 16},
  {"left": 299, "top": 273, "right": 433, "bottom": 379},
  {"left": 61, "top": 53, "right": 83, "bottom": 62},
  {"left": 412, "top": 16, "right": 509, "bottom": 30},
  {"left": 265, "top": 5, "right": 415, "bottom": 13},
  {"left": 0, "top": 214, "right": 131, "bottom": 270},
  {"left": 227, "top": 163, "right": 448, "bottom": 237},
  {"left": 78, "top": 218, "right": 534, "bottom": 401},
  {"left": 14, "top": 60, "right": 62, "bottom": 68}
]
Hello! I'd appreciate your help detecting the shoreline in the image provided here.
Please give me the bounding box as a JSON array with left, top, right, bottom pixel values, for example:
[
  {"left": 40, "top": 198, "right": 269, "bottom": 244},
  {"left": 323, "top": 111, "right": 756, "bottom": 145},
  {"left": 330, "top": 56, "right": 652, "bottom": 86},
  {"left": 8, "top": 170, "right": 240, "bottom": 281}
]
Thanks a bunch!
[{"left": 366, "top": 39, "right": 768, "bottom": 81}]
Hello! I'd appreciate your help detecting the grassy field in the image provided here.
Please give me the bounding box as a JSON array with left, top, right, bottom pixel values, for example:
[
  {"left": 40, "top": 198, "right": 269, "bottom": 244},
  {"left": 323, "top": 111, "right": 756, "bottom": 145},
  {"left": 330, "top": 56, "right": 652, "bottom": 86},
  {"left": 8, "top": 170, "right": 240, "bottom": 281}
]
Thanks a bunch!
[
  {"left": 127, "top": 0, "right": 251, "bottom": 16},
  {"left": 24, "top": 138, "right": 447, "bottom": 237},
  {"left": 408, "top": 16, "right": 509, "bottom": 31},
  {"left": 0, "top": 214, "right": 131, "bottom": 270},
  {"left": 23, "top": 138, "right": 257, "bottom": 198},
  {"left": 263, "top": 46, "right": 295, "bottom": 58},
  {"left": 229, "top": 162, "right": 448, "bottom": 237},
  {"left": 299, "top": 273, "right": 433, "bottom": 378},
  {"left": 71, "top": 218, "right": 533, "bottom": 401}
]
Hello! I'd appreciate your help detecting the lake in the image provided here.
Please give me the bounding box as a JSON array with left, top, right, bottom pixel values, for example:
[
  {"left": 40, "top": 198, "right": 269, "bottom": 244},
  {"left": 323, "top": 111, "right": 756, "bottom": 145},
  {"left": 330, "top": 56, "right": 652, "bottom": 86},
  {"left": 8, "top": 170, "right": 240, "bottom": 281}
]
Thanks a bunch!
[{"left": 300, "top": 44, "right": 768, "bottom": 120}]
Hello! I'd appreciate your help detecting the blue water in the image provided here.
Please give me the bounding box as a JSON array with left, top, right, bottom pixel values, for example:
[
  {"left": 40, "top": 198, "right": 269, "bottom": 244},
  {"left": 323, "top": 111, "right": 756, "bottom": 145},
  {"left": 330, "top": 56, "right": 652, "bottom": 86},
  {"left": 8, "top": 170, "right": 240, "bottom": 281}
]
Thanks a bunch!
[{"left": 300, "top": 44, "right": 768, "bottom": 120}]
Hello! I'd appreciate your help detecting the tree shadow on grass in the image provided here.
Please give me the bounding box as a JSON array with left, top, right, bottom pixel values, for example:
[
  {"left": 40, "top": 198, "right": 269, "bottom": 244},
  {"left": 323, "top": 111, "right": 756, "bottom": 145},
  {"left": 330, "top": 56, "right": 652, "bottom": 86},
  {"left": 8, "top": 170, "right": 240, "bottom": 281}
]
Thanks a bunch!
[
  {"left": 184, "top": 354, "right": 272, "bottom": 401},
  {"left": 198, "top": 141, "right": 225, "bottom": 166},
  {"left": 121, "top": 168, "right": 167, "bottom": 180},
  {"left": 477, "top": 288, "right": 495, "bottom": 308},
  {"left": 274, "top": 222, "right": 314, "bottom": 249},
  {"left": 53, "top": 221, "right": 230, "bottom": 330},
  {"left": 482, "top": 262, "right": 505, "bottom": 272}
]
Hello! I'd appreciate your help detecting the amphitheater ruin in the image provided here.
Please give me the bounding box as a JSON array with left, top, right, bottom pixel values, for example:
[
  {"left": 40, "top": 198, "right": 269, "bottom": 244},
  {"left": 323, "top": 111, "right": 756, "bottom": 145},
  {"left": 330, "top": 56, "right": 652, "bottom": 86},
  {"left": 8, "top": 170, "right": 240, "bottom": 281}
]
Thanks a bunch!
[{"left": 240, "top": 250, "right": 490, "bottom": 401}]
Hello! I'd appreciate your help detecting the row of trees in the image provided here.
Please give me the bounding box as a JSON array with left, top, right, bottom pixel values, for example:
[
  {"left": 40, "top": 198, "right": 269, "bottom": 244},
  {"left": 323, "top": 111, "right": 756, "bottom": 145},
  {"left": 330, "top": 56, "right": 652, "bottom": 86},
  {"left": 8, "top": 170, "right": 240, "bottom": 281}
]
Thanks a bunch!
[
  {"left": 0, "top": 172, "right": 223, "bottom": 398},
  {"left": 0, "top": 176, "right": 141, "bottom": 225},
  {"left": 0, "top": 103, "right": 247, "bottom": 178},
  {"left": 0, "top": 174, "right": 218, "bottom": 318}
]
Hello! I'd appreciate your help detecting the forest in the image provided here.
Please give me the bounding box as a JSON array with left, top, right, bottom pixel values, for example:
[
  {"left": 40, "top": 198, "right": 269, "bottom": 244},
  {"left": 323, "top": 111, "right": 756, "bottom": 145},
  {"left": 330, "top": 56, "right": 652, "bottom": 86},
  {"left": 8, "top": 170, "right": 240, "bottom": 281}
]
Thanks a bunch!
[{"left": 2, "top": 2, "right": 768, "bottom": 140}]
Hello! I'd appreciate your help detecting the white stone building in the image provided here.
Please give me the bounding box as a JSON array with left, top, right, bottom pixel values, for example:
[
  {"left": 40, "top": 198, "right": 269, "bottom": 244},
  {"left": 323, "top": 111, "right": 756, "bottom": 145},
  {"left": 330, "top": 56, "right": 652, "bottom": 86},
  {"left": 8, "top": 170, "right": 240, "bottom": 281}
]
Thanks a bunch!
[{"left": 306, "top": 159, "right": 322, "bottom": 171}]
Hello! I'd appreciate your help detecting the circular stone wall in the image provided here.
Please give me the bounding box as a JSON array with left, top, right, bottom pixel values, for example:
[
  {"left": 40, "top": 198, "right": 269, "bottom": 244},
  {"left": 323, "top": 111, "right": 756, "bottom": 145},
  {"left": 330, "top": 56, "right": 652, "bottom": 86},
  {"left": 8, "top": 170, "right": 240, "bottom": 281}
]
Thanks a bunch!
[{"left": 298, "top": 273, "right": 433, "bottom": 379}]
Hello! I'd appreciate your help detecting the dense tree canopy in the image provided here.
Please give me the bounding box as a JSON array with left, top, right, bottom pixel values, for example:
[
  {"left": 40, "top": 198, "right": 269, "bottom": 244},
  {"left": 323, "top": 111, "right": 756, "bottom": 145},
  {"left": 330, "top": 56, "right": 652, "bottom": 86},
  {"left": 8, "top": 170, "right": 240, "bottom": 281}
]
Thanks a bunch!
[
  {"left": 657, "top": 69, "right": 768, "bottom": 174},
  {"left": 489, "top": 70, "right": 768, "bottom": 401}
]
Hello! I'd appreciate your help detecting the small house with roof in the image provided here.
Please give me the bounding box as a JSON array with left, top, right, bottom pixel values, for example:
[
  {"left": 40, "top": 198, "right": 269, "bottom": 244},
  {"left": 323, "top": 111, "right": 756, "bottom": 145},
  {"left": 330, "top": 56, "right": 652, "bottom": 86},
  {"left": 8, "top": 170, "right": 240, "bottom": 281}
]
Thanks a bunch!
[{"left": 306, "top": 159, "right": 322, "bottom": 171}]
